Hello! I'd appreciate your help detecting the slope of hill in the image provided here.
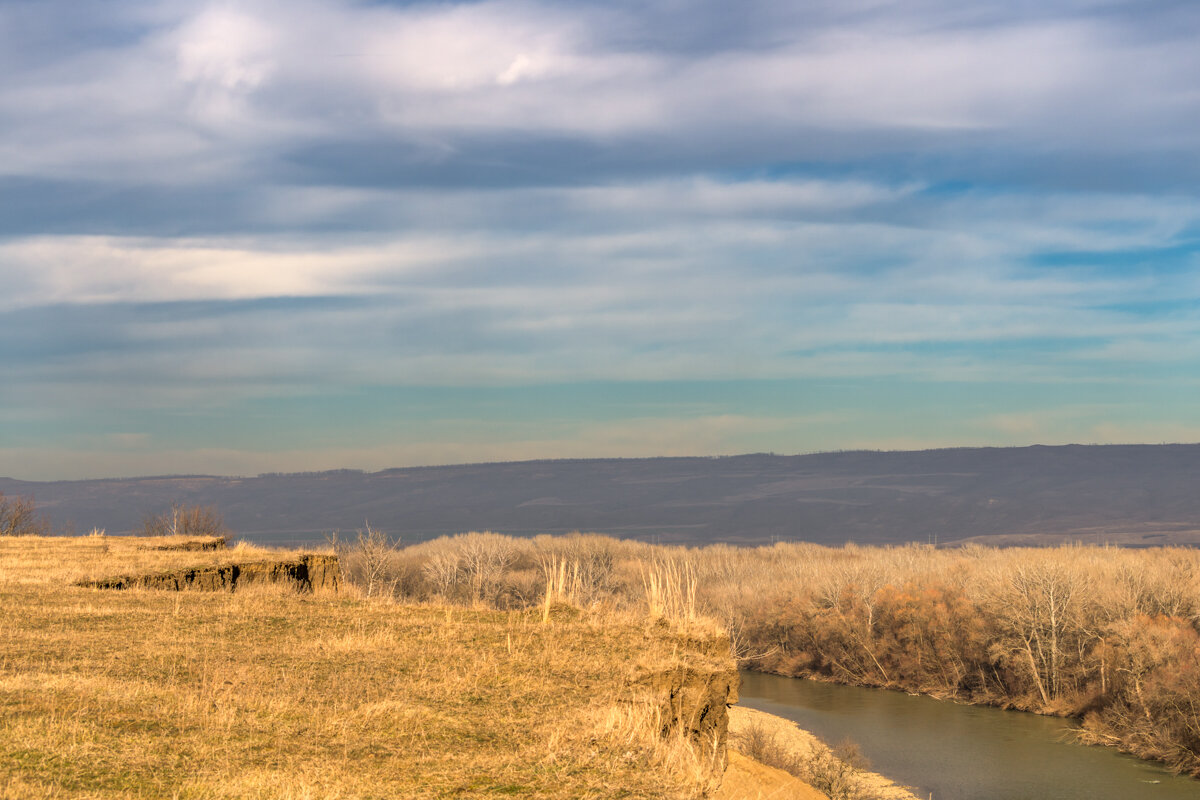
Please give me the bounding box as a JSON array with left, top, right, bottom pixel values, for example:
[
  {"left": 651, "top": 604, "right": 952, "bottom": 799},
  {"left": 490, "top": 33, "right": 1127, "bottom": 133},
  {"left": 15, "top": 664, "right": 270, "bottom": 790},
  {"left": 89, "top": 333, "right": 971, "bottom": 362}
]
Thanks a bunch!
[{"left": 4, "top": 444, "right": 1200, "bottom": 547}]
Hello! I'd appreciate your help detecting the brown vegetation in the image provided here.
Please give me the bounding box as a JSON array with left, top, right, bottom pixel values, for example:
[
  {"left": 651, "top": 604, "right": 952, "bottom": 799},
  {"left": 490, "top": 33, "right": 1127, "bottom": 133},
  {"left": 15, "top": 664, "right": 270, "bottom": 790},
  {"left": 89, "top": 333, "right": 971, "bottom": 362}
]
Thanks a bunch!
[
  {"left": 339, "top": 531, "right": 1200, "bottom": 777},
  {"left": 137, "top": 502, "right": 228, "bottom": 538},
  {"left": 724, "top": 543, "right": 1200, "bottom": 776},
  {"left": 0, "top": 491, "right": 49, "bottom": 537},
  {"left": 0, "top": 534, "right": 736, "bottom": 799},
  {"left": 11, "top": 522, "right": 1194, "bottom": 795},
  {"left": 713, "top": 750, "right": 830, "bottom": 800}
]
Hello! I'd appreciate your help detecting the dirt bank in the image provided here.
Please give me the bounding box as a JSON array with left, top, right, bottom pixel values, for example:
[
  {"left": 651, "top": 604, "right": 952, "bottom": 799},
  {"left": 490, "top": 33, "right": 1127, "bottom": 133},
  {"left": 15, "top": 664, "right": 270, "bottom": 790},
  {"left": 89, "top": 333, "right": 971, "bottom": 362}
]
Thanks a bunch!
[{"left": 77, "top": 553, "right": 341, "bottom": 593}]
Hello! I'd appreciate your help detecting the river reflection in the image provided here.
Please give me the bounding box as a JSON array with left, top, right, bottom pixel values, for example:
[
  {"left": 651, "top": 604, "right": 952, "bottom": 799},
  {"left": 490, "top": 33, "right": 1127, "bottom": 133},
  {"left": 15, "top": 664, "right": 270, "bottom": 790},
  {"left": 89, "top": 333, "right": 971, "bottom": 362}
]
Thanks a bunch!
[{"left": 738, "top": 671, "right": 1200, "bottom": 800}]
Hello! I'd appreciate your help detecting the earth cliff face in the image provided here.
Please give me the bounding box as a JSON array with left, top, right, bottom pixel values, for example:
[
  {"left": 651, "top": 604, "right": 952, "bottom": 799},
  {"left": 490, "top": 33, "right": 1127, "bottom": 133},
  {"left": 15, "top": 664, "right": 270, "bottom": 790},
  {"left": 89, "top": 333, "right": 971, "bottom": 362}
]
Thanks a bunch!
[
  {"left": 633, "top": 630, "right": 740, "bottom": 770},
  {"left": 78, "top": 553, "right": 341, "bottom": 593}
]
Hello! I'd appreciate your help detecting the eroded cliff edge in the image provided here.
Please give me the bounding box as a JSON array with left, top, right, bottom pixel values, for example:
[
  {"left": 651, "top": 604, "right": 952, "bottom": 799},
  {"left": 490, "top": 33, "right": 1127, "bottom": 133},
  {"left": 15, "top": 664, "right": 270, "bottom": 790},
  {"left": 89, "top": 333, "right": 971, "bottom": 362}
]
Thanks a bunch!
[
  {"left": 622, "top": 626, "right": 740, "bottom": 783},
  {"left": 77, "top": 552, "right": 341, "bottom": 593}
]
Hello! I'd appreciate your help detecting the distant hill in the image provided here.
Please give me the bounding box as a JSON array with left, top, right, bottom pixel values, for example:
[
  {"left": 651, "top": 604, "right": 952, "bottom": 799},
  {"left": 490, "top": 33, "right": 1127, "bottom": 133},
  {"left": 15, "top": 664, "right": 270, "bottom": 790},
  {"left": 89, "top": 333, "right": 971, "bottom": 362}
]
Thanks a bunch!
[{"left": 4, "top": 445, "right": 1200, "bottom": 547}]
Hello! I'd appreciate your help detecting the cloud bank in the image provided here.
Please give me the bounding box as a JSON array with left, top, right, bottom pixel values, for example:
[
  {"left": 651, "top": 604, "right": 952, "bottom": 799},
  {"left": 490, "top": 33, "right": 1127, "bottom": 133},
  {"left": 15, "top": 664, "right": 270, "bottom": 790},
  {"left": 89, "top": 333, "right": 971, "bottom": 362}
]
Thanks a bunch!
[{"left": 2, "top": 0, "right": 1199, "bottom": 478}]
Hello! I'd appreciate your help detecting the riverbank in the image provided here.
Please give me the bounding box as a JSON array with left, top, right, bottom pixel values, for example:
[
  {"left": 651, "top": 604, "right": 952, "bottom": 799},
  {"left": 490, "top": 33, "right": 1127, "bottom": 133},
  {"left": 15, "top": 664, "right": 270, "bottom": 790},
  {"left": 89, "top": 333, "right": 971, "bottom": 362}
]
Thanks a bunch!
[
  {"left": 0, "top": 535, "right": 736, "bottom": 798},
  {"left": 738, "top": 627, "right": 1200, "bottom": 777},
  {"left": 325, "top": 532, "right": 1200, "bottom": 778},
  {"left": 724, "top": 544, "right": 1200, "bottom": 777},
  {"left": 726, "top": 706, "right": 920, "bottom": 800},
  {"left": 741, "top": 671, "right": 1200, "bottom": 800}
]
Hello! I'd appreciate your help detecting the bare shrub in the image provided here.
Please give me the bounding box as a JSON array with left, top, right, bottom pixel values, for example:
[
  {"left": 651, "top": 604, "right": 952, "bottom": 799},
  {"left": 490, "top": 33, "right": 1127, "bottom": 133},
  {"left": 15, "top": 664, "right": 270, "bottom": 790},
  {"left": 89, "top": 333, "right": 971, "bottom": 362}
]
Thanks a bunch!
[
  {"left": 333, "top": 524, "right": 417, "bottom": 599},
  {"left": 422, "top": 549, "right": 461, "bottom": 598},
  {"left": 642, "top": 559, "right": 699, "bottom": 623},
  {"left": 553, "top": 533, "right": 618, "bottom": 605},
  {"left": 315, "top": 528, "right": 1200, "bottom": 775},
  {"left": 0, "top": 492, "right": 49, "bottom": 536},
  {"left": 139, "top": 502, "right": 228, "bottom": 538},
  {"left": 353, "top": 524, "right": 402, "bottom": 599},
  {"left": 731, "top": 718, "right": 805, "bottom": 776},
  {"left": 457, "top": 531, "right": 518, "bottom": 605}
]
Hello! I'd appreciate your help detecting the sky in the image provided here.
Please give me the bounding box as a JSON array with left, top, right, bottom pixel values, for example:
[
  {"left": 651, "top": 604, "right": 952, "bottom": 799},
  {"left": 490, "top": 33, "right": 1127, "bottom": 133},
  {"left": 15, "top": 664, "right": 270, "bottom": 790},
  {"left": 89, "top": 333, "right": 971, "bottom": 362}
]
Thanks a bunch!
[{"left": 2, "top": 0, "right": 1200, "bottom": 481}]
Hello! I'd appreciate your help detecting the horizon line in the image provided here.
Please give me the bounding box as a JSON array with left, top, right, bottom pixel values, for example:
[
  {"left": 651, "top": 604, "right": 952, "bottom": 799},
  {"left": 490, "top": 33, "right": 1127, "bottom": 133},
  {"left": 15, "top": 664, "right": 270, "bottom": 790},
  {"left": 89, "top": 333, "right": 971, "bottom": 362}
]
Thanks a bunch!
[{"left": 4, "top": 441, "right": 1199, "bottom": 484}]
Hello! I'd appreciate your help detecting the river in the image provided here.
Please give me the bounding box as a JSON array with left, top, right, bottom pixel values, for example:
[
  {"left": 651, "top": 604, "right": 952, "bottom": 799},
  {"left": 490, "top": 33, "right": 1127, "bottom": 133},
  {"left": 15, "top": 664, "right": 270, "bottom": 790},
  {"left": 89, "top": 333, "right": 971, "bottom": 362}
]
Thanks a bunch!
[{"left": 738, "top": 671, "right": 1200, "bottom": 800}]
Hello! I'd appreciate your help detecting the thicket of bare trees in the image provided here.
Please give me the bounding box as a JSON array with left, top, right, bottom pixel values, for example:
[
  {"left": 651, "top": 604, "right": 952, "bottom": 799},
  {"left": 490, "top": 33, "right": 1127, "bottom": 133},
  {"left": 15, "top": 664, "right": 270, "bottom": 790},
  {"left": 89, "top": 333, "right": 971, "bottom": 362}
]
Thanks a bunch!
[
  {"left": 337, "top": 531, "right": 632, "bottom": 610},
  {"left": 707, "top": 542, "right": 1200, "bottom": 775},
  {"left": 0, "top": 492, "right": 49, "bottom": 536},
  {"left": 138, "top": 502, "right": 229, "bottom": 538},
  {"left": 339, "top": 531, "right": 1200, "bottom": 776}
]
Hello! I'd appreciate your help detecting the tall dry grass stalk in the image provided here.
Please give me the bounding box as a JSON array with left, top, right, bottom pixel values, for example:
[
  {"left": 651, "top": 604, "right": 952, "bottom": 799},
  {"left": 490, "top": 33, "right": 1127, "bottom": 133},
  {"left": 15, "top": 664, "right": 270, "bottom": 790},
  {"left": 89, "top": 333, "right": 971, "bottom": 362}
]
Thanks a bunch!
[
  {"left": 642, "top": 559, "right": 699, "bottom": 624},
  {"left": 541, "top": 556, "right": 582, "bottom": 622}
]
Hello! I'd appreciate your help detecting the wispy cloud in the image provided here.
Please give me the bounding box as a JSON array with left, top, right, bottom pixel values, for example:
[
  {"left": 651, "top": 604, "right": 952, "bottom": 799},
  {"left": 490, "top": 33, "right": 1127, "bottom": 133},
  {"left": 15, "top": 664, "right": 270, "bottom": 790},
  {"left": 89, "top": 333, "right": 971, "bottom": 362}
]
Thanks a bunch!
[
  {"left": 2, "top": 0, "right": 1199, "bottom": 478},
  {"left": 5, "top": 1, "right": 1200, "bottom": 183}
]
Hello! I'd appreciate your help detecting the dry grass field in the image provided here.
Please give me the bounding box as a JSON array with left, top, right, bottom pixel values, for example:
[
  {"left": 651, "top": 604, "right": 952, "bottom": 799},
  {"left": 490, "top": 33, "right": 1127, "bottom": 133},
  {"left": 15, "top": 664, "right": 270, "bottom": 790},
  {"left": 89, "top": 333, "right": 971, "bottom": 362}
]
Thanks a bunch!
[
  {"left": 329, "top": 531, "right": 1200, "bottom": 777},
  {"left": 0, "top": 535, "right": 733, "bottom": 799}
]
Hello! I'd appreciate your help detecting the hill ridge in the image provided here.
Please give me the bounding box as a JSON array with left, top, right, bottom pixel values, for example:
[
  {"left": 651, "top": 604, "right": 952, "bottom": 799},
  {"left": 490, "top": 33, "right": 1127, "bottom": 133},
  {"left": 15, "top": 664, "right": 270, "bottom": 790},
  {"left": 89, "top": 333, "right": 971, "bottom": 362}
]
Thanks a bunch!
[{"left": 5, "top": 444, "right": 1200, "bottom": 547}]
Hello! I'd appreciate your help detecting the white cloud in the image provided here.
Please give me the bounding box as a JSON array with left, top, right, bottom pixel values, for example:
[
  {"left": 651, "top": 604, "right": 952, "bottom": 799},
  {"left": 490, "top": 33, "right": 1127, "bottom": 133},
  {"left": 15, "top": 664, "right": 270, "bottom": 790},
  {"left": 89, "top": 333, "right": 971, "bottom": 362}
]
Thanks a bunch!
[
  {"left": 176, "top": 7, "right": 275, "bottom": 93},
  {"left": 4, "top": 0, "right": 1200, "bottom": 478},
  {"left": 571, "top": 177, "right": 923, "bottom": 216},
  {"left": 360, "top": 3, "right": 571, "bottom": 92},
  {"left": 3, "top": 176, "right": 1199, "bottom": 396},
  {"left": 0, "top": 234, "right": 510, "bottom": 310},
  {"left": 4, "top": 0, "right": 1199, "bottom": 184},
  {"left": 174, "top": 6, "right": 277, "bottom": 127}
]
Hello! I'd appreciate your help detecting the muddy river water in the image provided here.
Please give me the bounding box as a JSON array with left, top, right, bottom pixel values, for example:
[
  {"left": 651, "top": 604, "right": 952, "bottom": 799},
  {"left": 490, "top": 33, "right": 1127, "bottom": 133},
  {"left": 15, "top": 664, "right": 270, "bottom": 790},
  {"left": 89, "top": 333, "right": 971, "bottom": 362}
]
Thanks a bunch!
[{"left": 738, "top": 671, "right": 1200, "bottom": 800}]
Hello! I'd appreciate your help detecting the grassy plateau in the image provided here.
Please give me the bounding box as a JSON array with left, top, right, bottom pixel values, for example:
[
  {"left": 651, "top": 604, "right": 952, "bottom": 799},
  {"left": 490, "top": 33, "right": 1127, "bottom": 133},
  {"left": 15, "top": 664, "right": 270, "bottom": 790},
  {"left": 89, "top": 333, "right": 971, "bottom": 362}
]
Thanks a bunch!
[{"left": 0, "top": 535, "right": 734, "bottom": 799}]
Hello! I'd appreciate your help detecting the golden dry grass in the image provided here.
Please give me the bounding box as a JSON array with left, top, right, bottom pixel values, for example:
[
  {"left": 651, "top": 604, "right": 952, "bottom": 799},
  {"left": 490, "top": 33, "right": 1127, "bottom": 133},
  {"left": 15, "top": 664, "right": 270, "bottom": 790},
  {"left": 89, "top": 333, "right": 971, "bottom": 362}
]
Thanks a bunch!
[
  {"left": 0, "top": 536, "right": 728, "bottom": 799},
  {"left": 0, "top": 534, "right": 299, "bottom": 589}
]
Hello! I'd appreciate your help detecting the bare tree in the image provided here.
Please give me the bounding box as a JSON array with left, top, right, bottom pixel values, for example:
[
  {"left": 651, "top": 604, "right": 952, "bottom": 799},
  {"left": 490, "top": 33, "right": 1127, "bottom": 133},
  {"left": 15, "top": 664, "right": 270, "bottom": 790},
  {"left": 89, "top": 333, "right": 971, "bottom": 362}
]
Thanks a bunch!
[
  {"left": 458, "top": 532, "right": 517, "bottom": 605},
  {"left": 816, "top": 559, "right": 893, "bottom": 685},
  {"left": 0, "top": 492, "right": 49, "bottom": 536},
  {"left": 353, "top": 524, "right": 402, "bottom": 599},
  {"left": 139, "top": 502, "right": 228, "bottom": 538},
  {"left": 988, "top": 560, "right": 1081, "bottom": 705},
  {"left": 422, "top": 550, "right": 461, "bottom": 598}
]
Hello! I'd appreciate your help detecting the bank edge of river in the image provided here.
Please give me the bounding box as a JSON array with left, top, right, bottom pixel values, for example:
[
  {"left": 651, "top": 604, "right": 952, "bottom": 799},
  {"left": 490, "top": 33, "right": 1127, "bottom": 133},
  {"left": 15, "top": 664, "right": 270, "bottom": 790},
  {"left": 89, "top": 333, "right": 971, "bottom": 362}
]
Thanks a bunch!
[
  {"left": 737, "top": 670, "right": 1200, "bottom": 800},
  {"left": 725, "top": 705, "right": 921, "bottom": 800},
  {"left": 742, "top": 662, "right": 1200, "bottom": 780}
]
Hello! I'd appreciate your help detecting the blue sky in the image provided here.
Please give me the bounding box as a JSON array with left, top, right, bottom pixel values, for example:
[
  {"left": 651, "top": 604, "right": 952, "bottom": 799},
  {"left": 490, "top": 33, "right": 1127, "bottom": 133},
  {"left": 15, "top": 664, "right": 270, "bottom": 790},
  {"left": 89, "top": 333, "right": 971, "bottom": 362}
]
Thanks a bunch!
[{"left": 2, "top": 0, "right": 1200, "bottom": 480}]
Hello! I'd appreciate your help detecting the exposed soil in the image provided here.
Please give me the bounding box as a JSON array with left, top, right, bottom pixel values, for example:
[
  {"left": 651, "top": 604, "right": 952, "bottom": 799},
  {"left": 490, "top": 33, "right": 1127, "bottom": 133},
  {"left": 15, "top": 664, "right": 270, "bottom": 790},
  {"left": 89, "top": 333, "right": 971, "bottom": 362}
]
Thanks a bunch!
[
  {"left": 77, "top": 554, "right": 340, "bottom": 593},
  {"left": 633, "top": 632, "right": 740, "bottom": 765},
  {"left": 143, "top": 537, "right": 228, "bottom": 552}
]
